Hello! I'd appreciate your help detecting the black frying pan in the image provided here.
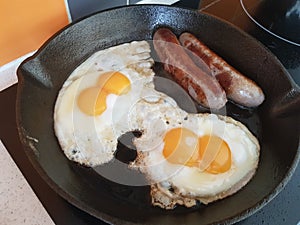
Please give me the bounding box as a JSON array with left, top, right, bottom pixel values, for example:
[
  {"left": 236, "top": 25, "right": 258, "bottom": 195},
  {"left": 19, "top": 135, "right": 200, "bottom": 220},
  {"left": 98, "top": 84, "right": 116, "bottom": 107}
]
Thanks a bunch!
[{"left": 16, "top": 5, "right": 300, "bottom": 225}]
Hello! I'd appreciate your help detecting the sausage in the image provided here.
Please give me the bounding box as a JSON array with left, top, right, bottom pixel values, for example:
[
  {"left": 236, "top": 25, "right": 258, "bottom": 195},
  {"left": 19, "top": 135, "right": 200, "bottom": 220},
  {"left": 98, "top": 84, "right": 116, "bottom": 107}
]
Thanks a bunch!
[
  {"left": 179, "top": 32, "right": 265, "bottom": 108},
  {"left": 153, "top": 28, "right": 227, "bottom": 110}
]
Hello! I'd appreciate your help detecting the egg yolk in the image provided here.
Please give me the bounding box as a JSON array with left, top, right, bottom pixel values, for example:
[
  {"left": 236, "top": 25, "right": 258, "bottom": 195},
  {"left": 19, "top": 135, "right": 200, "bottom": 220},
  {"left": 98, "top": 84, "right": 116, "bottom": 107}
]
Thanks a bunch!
[
  {"left": 198, "top": 135, "right": 231, "bottom": 174},
  {"left": 77, "top": 87, "right": 108, "bottom": 116},
  {"left": 163, "top": 128, "right": 199, "bottom": 165},
  {"left": 77, "top": 71, "right": 131, "bottom": 116},
  {"left": 163, "top": 128, "right": 231, "bottom": 174},
  {"left": 97, "top": 71, "right": 131, "bottom": 95}
]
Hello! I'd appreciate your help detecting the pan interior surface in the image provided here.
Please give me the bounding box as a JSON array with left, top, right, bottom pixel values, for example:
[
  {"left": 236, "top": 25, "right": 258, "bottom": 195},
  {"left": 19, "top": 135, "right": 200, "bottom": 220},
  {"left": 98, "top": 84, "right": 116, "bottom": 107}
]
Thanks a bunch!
[{"left": 16, "top": 5, "right": 300, "bottom": 225}]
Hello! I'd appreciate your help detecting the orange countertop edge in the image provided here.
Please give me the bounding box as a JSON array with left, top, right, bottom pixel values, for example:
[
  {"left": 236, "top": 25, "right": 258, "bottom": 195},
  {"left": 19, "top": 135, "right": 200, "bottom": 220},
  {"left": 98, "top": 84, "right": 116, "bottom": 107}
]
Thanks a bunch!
[{"left": 0, "top": 0, "right": 71, "bottom": 66}]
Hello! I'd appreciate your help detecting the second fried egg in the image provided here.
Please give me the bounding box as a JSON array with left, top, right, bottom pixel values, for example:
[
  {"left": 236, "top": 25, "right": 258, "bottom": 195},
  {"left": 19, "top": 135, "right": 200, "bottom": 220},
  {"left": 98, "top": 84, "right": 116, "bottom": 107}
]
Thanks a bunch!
[{"left": 131, "top": 97, "right": 259, "bottom": 208}]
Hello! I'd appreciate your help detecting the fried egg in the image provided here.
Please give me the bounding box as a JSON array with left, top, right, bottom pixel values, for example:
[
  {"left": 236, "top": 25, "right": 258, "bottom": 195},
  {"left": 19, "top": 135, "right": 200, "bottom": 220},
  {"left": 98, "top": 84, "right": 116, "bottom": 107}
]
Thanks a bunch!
[
  {"left": 54, "top": 41, "right": 154, "bottom": 166},
  {"left": 131, "top": 97, "right": 259, "bottom": 208}
]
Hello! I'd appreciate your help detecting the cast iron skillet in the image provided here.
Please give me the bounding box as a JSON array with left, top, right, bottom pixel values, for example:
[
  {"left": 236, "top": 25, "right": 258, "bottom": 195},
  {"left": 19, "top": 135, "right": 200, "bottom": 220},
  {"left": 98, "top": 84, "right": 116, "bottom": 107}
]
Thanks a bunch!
[{"left": 16, "top": 5, "right": 300, "bottom": 225}]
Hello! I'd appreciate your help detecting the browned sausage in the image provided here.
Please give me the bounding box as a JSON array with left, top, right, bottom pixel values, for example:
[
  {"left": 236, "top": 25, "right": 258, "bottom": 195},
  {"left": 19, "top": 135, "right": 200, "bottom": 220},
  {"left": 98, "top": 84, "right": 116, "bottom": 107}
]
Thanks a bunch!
[
  {"left": 153, "top": 28, "right": 227, "bottom": 109},
  {"left": 179, "top": 32, "right": 265, "bottom": 108}
]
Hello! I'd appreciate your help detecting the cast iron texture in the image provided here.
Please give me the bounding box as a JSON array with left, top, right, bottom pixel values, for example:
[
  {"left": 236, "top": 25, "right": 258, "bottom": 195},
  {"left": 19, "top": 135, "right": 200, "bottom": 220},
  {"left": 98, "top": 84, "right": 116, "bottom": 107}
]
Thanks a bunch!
[{"left": 16, "top": 5, "right": 300, "bottom": 225}]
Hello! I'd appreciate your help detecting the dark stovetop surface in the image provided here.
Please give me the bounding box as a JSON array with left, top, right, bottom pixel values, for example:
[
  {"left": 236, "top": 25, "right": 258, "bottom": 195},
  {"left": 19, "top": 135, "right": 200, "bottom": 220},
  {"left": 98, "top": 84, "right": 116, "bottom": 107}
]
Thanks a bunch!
[{"left": 1, "top": 1, "right": 299, "bottom": 225}]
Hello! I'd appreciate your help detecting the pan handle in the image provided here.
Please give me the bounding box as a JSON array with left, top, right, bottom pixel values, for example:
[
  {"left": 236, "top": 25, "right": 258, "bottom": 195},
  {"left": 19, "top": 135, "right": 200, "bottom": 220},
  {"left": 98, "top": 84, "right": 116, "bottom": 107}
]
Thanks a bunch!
[
  {"left": 271, "top": 85, "right": 300, "bottom": 118},
  {"left": 17, "top": 57, "right": 53, "bottom": 88}
]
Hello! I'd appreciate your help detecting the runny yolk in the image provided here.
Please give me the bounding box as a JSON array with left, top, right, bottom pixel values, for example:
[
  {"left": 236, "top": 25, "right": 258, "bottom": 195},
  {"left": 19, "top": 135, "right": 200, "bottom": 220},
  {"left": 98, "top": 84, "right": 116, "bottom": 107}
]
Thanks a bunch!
[
  {"left": 162, "top": 128, "right": 231, "bottom": 174},
  {"left": 97, "top": 71, "right": 131, "bottom": 95},
  {"left": 198, "top": 135, "right": 231, "bottom": 174},
  {"left": 163, "top": 128, "right": 199, "bottom": 165},
  {"left": 77, "top": 87, "right": 108, "bottom": 116},
  {"left": 77, "top": 71, "right": 131, "bottom": 116}
]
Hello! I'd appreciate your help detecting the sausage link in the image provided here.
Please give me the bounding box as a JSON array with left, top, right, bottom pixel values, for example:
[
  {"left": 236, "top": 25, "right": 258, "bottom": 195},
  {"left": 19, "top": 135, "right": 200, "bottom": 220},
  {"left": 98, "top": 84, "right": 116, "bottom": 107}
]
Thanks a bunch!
[
  {"left": 153, "top": 28, "right": 227, "bottom": 109},
  {"left": 179, "top": 32, "right": 265, "bottom": 108}
]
